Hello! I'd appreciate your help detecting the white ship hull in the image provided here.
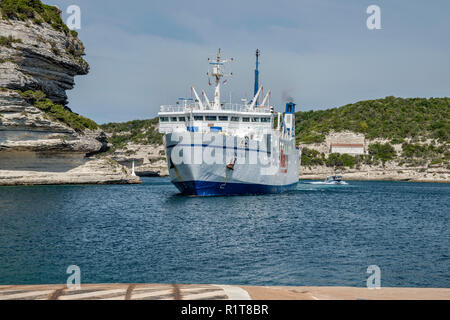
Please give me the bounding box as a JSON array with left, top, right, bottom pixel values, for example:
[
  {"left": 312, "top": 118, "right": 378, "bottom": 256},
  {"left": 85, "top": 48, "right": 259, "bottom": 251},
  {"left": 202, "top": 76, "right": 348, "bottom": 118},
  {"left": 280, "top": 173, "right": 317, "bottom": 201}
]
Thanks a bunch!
[{"left": 164, "top": 132, "right": 301, "bottom": 196}]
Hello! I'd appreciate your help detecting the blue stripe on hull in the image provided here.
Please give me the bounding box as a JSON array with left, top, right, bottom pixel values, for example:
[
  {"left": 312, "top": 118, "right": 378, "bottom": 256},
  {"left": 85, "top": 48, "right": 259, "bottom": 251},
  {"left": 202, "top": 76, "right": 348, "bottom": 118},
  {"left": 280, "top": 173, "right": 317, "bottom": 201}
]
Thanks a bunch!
[{"left": 173, "top": 180, "right": 298, "bottom": 196}]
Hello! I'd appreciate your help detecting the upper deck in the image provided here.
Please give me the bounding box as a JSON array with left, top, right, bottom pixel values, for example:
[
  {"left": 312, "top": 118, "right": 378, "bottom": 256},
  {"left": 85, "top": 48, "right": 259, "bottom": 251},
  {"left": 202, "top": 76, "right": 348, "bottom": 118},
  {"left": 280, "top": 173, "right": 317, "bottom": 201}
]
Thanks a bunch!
[
  {"left": 158, "top": 102, "right": 275, "bottom": 135},
  {"left": 160, "top": 102, "right": 271, "bottom": 114}
]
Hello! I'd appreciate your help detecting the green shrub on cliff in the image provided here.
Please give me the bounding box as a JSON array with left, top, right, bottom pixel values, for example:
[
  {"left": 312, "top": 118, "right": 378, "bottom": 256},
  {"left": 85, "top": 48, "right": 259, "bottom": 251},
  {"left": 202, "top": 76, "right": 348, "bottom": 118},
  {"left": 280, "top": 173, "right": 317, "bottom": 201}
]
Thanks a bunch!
[
  {"left": 299, "top": 132, "right": 325, "bottom": 144},
  {"left": 401, "top": 142, "right": 449, "bottom": 163},
  {"left": 368, "top": 143, "right": 397, "bottom": 164},
  {"left": 101, "top": 119, "right": 164, "bottom": 149},
  {"left": 301, "top": 148, "right": 325, "bottom": 166},
  {"left": 0, "top": 57, "right": 14, "bottom": 63},
  {"left": 0, "top": 35, "right": 23, "bottom": 47},
  {"left": 326, "top": 153, "right": 358, "bottom": 169},
  {"left": 0, "top": 0, "right": 87, "bottom": 65},
  {"left": 19, "top": 90, "right": 98, "bottom": 132},
  {"left": 402, "top": 143, "right": 429, "bottom": 158},
  {"left": 0, "top": 0, "right": 69, "bottom": 33}
]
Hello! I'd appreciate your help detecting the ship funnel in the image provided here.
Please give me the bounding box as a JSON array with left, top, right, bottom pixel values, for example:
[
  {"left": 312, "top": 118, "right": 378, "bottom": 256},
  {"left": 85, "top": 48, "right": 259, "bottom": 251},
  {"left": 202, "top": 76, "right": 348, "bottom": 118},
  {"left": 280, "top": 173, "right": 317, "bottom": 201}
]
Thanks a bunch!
[
  {"left": 285, "top": 102, "right": 296, "bottom": 114},
  {"left": 284, "top": 102, "right": 296, "bottom": 138}
]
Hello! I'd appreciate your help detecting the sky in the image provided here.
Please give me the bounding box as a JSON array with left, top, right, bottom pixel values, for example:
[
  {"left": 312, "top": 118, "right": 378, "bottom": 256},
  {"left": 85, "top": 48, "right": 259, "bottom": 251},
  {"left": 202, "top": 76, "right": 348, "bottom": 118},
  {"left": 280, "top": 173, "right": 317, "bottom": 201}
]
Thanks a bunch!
[{"left": 50, "top": 0, "right": 450, "bottom": 124}]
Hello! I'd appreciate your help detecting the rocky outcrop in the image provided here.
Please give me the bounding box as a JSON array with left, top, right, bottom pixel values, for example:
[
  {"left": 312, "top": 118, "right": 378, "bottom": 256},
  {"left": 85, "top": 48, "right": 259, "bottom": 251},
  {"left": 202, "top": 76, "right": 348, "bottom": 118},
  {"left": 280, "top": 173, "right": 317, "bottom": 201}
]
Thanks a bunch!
[
  {"left": 0, "top": 155, "right": 140, "bottom": 186},
  {"left": 0, "top": 16, "right": 140, "bottom": 185},
  {"left": 107, "top": 142, "right": 169, "bottom": 177},
  {"left": 0, "top": 19, "right": 88, "bottom": 104},
  {"left": 300, "top": 163, "right": 450, "bottom": 183},
  {"left": 0, "top": 90, "right": 102, "bottom": 152}
]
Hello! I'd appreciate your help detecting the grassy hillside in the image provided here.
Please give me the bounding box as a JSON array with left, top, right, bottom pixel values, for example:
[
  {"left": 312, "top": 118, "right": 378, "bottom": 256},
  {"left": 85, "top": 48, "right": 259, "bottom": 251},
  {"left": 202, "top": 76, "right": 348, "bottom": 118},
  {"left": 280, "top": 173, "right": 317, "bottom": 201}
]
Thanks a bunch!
[
  {"left": 17, "top": 90, "right": 98, "bottom": 132},
  {"left": 1, "top": 0, "right": 71, "bottom": 34},
  {"left": 100, "top": 119, "right": 163, "bottom": 151},
  {"left": 297, "top": 97, "right": 449, "bottom": 168},
  {"left": 296, "top": 96, "right": 450, "bottom": 144}
]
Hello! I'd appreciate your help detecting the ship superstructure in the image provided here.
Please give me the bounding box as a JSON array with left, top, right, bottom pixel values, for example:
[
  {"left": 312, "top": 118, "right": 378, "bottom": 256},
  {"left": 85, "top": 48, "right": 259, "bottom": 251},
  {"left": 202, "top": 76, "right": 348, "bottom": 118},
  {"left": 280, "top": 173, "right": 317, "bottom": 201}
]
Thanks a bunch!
[{"left": 158, "top": 49, "right": 301, "bottom": 196}]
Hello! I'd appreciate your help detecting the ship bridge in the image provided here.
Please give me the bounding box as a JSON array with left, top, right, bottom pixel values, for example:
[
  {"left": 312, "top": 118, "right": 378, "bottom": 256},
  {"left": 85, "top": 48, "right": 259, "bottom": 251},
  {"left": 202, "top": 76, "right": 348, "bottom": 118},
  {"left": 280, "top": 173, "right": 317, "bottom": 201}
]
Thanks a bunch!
[{"left": 159, "top": 101, "right": 274, "bottom": 136}]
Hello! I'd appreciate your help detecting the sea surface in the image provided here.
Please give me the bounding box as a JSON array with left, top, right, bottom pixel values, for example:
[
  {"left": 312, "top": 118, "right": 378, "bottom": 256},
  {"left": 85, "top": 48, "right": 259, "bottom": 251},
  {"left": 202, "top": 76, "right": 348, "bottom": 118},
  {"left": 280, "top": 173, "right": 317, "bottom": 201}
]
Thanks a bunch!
[{"left": 0, "top": 178, "right": 449, "bottom": 288}]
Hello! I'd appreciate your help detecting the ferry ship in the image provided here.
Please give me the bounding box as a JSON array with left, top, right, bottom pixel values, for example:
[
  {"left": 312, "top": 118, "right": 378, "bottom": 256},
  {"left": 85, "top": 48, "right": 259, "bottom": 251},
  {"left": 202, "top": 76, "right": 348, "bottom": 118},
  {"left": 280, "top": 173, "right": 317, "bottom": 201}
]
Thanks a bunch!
[{"left": 158, "top": 49, "right": 301, "bottom": 196}]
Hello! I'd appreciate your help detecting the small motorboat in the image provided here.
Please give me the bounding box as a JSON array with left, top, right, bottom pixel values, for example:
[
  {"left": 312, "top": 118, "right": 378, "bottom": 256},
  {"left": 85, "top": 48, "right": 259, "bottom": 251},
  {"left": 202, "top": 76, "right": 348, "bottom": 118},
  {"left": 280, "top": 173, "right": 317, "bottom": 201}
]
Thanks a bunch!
[{"left": 324, "top": 175, "right": 348, "bottom": 185}]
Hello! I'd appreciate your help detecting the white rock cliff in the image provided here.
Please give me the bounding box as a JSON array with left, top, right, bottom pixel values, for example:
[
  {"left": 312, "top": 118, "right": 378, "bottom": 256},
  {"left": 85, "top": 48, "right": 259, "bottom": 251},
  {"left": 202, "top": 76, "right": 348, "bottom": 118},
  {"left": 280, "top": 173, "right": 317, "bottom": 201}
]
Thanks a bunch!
[{"left": 0, "top": 18, "right": 140, "bottom": 185}]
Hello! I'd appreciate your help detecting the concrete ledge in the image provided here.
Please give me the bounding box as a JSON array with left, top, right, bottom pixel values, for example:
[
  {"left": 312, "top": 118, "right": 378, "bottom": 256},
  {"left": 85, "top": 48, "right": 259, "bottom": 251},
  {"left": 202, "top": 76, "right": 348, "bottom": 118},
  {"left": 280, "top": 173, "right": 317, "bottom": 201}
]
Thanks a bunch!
[
  {"left": 0, "top": 284, "right": 449, "bottom": 300},
  {"left": 241, "top": 286, "right": 450, "bottom": 300}
]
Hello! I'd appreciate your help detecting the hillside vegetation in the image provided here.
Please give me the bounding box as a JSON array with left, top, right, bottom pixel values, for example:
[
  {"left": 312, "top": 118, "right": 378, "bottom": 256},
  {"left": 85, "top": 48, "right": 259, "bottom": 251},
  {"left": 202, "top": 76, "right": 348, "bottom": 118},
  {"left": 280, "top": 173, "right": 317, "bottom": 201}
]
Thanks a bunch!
[
  {"left": 0, "top": 0, "right": 72, "bottom": 34},
  {"left": 18, "top": 90, "right": 98, "bottom": 132},
  {"left": 296, "top": 96, "right": 449, "bottom": 144},
  {"left": 100, "top": 119, "right": 163, "bottom": 151},
  {"left": 0, "top": 0, "right": 85, "bottom": 63},
  {"left": 297, "top": 97, "right": 449, "bottom": 169}
]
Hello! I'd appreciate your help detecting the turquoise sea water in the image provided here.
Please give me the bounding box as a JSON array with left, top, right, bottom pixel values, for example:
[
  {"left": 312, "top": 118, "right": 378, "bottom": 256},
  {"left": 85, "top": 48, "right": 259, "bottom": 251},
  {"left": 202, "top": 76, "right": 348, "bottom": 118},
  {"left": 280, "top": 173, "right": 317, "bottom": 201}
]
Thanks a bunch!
[{"left": 0, "top": 178, "right": 449, "bottom": 287}]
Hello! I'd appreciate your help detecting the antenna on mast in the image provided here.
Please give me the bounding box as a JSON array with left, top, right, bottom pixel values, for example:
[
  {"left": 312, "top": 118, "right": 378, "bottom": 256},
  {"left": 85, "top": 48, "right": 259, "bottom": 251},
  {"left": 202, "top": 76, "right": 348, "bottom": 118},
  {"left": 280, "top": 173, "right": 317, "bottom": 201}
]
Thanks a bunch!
[{"left": 207, "top": 49, "right": 234, "bottom": 109}]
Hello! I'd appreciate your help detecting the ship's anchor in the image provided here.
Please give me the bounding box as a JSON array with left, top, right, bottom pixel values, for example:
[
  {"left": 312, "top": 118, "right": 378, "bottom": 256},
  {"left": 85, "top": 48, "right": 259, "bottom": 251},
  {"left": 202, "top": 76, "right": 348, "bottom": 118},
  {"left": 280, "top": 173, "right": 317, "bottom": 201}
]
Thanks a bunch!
[
  {"left": 169, "top": 157, "right": 183, "bottom": 181},
  {"left": 226, "top": 157, "right": 237, "bottom": 171}
]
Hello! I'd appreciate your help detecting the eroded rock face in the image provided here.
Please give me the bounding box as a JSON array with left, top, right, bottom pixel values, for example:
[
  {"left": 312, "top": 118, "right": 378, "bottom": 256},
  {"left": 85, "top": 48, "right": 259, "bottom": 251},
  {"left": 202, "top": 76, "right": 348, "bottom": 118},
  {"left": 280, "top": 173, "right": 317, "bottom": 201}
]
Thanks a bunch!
[
  {"left": 0, "top": 19, "right": 88, "bottom": 104},
  {"left": 0, "top": 90, "right": 104, "bottom": 153},
  {"left": 108, "top": 142, "right": 169, "bottom": 177},
  {"left": 0, "top": 154, "right": 141, "bottom": 186},
  {"left": 0, "top": 18, "right": 140, "bottom": 185}
]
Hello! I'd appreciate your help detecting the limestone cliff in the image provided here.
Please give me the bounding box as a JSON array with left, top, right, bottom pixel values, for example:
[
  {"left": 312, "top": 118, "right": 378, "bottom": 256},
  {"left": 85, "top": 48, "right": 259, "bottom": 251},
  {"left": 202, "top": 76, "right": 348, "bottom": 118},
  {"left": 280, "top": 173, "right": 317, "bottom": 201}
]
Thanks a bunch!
[
  {"left": 106, "top": 141, "right": 168, "bottom": 177},
  {"left": 99, "top": 119, "right": 168, "bottom": 177},
  {"left": 0, "top": 16, "right": 88, "bottom": 104},
  {"left": 0, "top": 8, "right": 140, "bottom": 185}
]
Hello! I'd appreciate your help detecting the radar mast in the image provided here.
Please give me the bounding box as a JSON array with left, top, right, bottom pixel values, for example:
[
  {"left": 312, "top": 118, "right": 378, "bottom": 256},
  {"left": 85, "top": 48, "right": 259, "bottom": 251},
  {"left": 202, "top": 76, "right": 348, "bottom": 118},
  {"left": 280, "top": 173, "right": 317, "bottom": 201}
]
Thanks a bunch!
[{"left": 207, "top": 49, "right": 233, "bottom": 109}]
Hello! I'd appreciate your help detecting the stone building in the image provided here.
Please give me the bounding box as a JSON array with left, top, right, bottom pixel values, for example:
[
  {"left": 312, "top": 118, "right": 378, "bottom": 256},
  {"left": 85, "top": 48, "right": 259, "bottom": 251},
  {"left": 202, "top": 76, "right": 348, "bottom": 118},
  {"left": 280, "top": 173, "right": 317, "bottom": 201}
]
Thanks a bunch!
[
  {"left": 326, "top": 132, "right": 367, "bottom": 155},
  {"left": 330, "top": 143, "right": 365, "bottom": 155}
]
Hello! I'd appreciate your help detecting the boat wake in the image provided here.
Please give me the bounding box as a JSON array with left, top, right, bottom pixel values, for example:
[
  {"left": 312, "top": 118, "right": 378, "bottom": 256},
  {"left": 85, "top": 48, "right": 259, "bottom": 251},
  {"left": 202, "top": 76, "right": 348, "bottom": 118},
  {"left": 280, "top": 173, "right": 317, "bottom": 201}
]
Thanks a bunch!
[{"left": 308, "top": 181, "right": 349, "bottom": 185}]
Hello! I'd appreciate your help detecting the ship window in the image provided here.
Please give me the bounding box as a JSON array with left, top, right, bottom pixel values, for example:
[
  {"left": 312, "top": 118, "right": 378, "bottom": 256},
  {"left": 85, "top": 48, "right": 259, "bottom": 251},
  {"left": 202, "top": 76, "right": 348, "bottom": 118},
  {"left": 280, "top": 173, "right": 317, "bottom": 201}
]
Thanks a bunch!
[
  {"left": 261, "top": 117, "right": 271, "bottom": 123},
  {"left": 231, "top": 117, "right": 240, "bottom": 122},
  {"left": 219, "top": 116, "right": 229, "bottom": 121},
  {"left": 178, "top": 117, "right": 186, "bottom": 121},
  {"left": 194, "top": 116, "right": 204, "bottom": 121},
  {"left": 170, "top": 117, "right": 178, "bottom": 122},
  {"left": 160, "top": 117, "right": 169, "bottom": 122},
  {"left": 252, "top": 117, "right": 260, "bottom": 122},
  {"left": 242, "top": 117, "right": 250, "bottom": 122},
  {"left": 205, "top": 116, "right": 217, "bottom": 121}
]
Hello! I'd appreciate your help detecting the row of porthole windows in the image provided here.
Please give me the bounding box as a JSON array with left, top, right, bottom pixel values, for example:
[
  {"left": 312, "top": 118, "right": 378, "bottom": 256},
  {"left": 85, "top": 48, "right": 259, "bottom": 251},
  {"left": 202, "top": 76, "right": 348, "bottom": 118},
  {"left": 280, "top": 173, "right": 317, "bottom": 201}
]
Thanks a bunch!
[{"left": 160, "top": 116, "right": 271, "bottom": 123}]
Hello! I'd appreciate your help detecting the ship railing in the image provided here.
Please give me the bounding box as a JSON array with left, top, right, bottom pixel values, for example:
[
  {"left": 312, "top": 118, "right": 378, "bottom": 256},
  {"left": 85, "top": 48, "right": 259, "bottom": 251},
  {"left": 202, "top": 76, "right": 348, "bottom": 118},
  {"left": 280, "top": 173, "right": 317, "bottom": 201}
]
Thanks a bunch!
[{"left": 160, "top": 103, "right": 272, "bottom": 113}]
